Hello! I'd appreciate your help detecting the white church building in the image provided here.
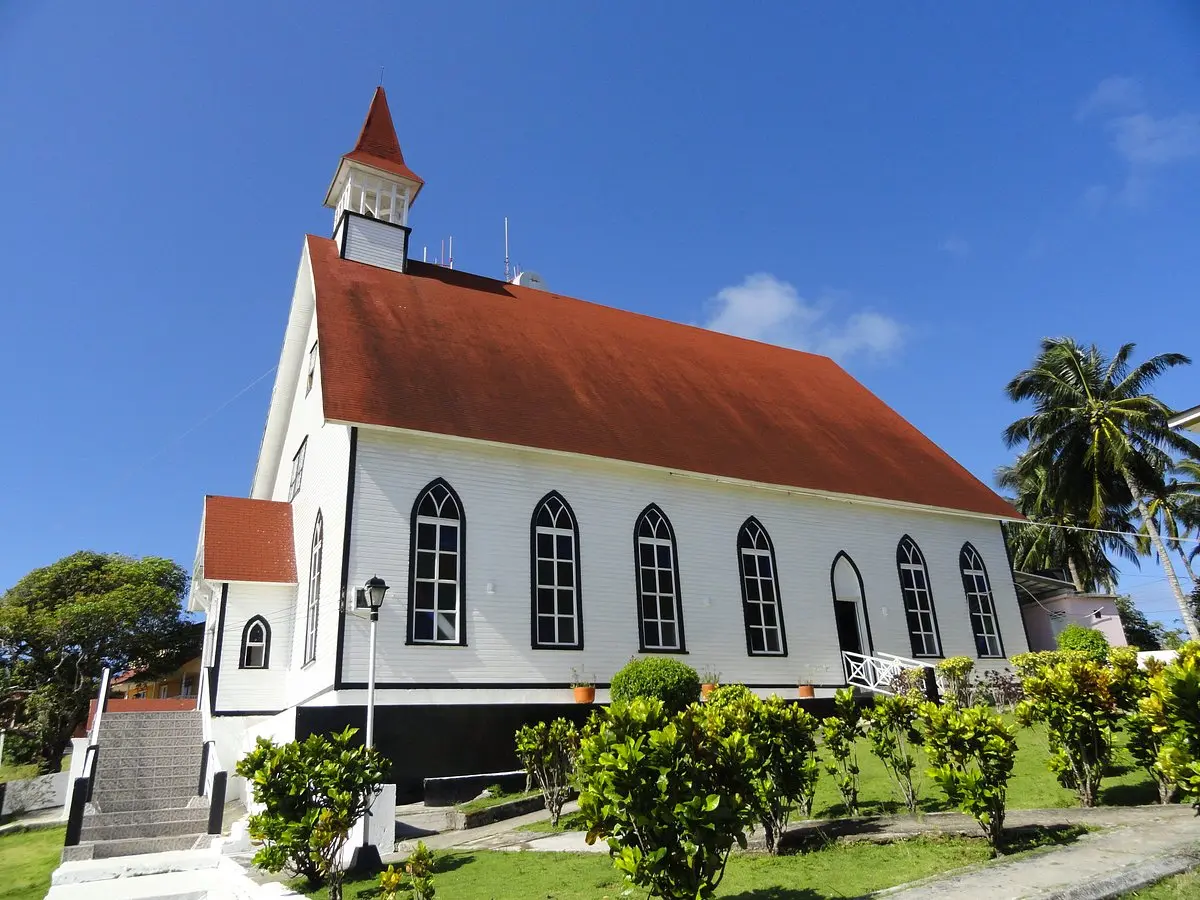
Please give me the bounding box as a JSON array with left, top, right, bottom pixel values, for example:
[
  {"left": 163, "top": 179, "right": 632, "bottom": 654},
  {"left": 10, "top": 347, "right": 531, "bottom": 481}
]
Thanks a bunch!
[{"left": 189, "top": 88, "right": 1027, "bottom": 796}]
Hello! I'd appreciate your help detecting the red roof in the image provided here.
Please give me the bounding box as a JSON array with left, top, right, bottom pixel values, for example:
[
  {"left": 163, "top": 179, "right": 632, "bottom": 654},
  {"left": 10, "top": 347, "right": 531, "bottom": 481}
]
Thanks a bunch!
[
  {"left": 341, "top": 87, "right": 424, "bottom": 186},
  {"left": 203, "top": 496, "right": 297, "bottom": 583},
  {"left": 308, "top": 237, "right": 1017, "bottom": 518}
]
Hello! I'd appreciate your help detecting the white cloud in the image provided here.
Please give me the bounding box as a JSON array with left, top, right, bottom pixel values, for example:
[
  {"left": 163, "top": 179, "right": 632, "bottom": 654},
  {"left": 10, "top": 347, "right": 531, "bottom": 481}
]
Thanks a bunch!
[
  {"left": 702, "top": 273, "right": 903, "bottom": 363},
  {"left": 1078, "top": 77, "right": 1200, "bottom": 208},
  {"left": 939, "top": 236, "right": 971, "bottom": 256}
]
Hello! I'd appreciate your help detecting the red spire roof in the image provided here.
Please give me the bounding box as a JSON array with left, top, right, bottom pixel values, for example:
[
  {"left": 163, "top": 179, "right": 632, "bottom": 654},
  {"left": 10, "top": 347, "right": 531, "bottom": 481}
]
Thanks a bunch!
[{"left": 342, "top": 87, "right": 424, "bottom": 186}]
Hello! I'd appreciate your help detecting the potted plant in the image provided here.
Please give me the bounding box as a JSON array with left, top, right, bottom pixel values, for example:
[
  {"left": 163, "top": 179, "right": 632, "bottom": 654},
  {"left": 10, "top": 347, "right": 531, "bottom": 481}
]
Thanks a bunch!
[
  {"left": 797, "top": 667, "right": 816, "bottom": 699},
  {"left": 699, "top": 668, "right": 721, "bottom": 700},
  {"left": 571, "top": 668, "right": 595, "bottom": 704}
]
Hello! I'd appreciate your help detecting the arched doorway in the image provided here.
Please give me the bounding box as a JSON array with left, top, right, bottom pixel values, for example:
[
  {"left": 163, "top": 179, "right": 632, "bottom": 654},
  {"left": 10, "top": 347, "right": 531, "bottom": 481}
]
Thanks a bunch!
[{"left": 831, "top": 552, "right": 873, "bottom": 660}]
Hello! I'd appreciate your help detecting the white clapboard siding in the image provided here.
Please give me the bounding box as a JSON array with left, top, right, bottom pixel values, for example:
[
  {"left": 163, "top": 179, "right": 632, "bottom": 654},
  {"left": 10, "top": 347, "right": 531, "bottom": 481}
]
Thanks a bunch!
[
  {"left": 216, "top": 582, "right": 298, "bottom": 713},
  {"left": 261, "top": 309, "right": 350, "bottom": 708},
  {"left": 340, "top": 215, "right": 407, "bottom": 273},
  {"left": 339, "top": 428, "right": 1026, "bottom": 697}
]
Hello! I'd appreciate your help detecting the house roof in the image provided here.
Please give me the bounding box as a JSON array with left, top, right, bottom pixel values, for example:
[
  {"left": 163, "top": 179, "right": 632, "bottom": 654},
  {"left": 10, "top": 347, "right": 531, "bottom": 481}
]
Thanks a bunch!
[
  {"left": 202, "top": 496, "right": 297, "bottom": 583},
  {"left": 1169, "top": 403, "right": 1200, "bottom": 433},
  {"left": 307, "top": 237, "right": 1018, "bottom": 518},
  {"left": 341, "top": 87, "right": 424, "bottom": 187}
]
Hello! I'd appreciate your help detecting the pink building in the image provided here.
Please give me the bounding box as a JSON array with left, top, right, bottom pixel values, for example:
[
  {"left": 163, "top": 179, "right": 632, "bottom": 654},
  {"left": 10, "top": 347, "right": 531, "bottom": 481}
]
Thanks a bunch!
[{"left": 1015, "top": 571, "right": 1128, "bottom": 651}]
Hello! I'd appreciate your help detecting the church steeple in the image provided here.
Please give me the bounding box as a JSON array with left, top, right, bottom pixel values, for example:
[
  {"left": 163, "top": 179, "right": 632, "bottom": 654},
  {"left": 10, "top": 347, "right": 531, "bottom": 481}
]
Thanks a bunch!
[{"left": 324, "top": 88, "right": 423, "bottom": 273}]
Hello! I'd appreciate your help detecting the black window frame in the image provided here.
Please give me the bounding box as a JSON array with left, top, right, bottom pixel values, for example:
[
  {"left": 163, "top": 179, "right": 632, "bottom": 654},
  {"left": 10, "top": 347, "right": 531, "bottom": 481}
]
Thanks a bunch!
[
  {"left": 289, "top": 437, "right": 307, "bottom": 501},
  {"left": 896, "top": 535, "right": 942, "bottom": 658},
  {"left": 632, "top": 503, "right": 687, "bottom": 654},
  {"left": 530, "top": 491, "right": 584, "bottom": 650},
  {"left": 239, "top": 615, "right": 272, "bottom": 669},
  {"left": 303, "top": 512, "right": 323, "bottom": 666},
  {"left": 959, "top": 542, "right": 1005, "bottom": 658},
  {"left": 406, "top": 478, "right": 467, "bottom": 646},
  {"left": 305, "top": 340, "right": 318, "bottom": 396},
  {"left": 736, "top": 517, "right": 788, "bottom": 657}
]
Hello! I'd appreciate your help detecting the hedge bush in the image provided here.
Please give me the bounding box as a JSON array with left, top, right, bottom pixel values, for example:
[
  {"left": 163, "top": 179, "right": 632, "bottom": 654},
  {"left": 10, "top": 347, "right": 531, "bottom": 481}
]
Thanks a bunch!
[
  {"left": 610, "top": 656, "right": 700, "bottom": 712},
  {"left": 1056, "top": 624, "right": 1109, "bottom": 659}
]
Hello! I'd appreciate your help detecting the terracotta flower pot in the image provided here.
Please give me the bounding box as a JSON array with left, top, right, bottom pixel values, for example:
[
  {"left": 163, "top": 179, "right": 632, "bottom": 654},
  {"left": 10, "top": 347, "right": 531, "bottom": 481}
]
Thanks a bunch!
[
  {"left": 797, "top": 684, "right": 815, "bottom": 699},
  {"left": 701, "top": 683, "right": 717, "bottom": 700},
  {"left": 573, "top": 686, "right": 596, "bottom": 704}
]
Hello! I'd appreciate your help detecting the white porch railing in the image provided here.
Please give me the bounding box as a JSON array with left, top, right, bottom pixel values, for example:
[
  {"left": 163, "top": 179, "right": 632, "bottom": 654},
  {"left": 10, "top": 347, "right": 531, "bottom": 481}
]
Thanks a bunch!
[{"left": 842, "top": 650, "right": 930, "bottom": 695}]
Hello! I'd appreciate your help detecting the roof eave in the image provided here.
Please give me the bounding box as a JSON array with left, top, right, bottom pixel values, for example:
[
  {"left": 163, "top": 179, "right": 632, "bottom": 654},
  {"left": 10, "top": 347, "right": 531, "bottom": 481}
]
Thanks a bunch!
[{"left": 1169, "top": 404, "right": 1200, "bottom": 432}]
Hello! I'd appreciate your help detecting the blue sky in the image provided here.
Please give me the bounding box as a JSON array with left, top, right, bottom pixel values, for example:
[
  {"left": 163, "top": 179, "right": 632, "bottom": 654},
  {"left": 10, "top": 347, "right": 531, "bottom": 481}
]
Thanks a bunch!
[{"left": 1, "top": 2, "right": 1197, "bottom": 629}]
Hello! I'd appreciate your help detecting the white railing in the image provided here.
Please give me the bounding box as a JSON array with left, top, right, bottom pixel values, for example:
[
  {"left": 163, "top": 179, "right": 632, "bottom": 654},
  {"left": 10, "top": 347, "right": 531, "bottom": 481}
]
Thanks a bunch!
[{"left": 841, "top": 650, "right": 929, "bottom": 695}]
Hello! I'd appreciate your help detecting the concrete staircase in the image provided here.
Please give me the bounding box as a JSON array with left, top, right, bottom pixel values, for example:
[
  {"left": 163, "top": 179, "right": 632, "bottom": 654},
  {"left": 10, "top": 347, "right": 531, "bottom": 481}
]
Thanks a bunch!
[{"left": 63, "top": 710, "right": 214, "bottom": 861}]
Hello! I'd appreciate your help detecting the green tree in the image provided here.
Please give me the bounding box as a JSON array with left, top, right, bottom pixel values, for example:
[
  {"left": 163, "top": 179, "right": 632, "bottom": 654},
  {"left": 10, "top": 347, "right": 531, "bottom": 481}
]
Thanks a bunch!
[
  {"left": 1135, "top": 468, "right": 1200, "bottom": 587},
  {"left": 235, "top": 728, "right": 389, "bottom": 900},
  {"left": 576, "top": 697, "right": 755, "bottom": 900},
  {"left": 0, "top": 551, "right": 194, "bottom": 772},
  {"left": 1114, "top": 595, "right": 1164, "bottom": 651},
  {"left": 1056, "top": 623, "right": 1110, "bottom": 659},
  {"left": 1004, "top": 338, "right": 1200, "bottom": 638},
  {"left": 822, "top": 688, "right": 865, "bottom": 815},
  {"left": 866, "top": 691, "right": 924, "bottom": 815},
  {"left": 514, "top": 718, "right": 578, "bottom": 826}
]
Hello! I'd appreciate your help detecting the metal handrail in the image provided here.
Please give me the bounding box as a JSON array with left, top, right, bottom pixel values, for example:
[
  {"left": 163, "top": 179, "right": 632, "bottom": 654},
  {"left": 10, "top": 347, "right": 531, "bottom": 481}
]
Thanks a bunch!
[
  {"left": 196, "top": 666, "right": 227, "bottom": 835},
  {"left": 65, "top": 667, "right": 111, "bottom": 846}
]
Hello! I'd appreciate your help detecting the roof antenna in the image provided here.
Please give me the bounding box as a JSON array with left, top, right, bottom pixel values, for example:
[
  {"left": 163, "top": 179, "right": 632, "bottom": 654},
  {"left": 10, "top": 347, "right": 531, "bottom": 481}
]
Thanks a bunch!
[
  {"left": 448, "top": 235, "right": 454, "bottom": 270},
  {"left": 379, "top": 66, "right": 385, "bottom": 86},
  {"left": 423, "top": 245, "right": 427, "bottom": 263},
  {"left": 504, "top": 217, "right": 510, "bottom": 281},
  {"left": 440, "top": 239, "right": 444, "bottom": 266}
]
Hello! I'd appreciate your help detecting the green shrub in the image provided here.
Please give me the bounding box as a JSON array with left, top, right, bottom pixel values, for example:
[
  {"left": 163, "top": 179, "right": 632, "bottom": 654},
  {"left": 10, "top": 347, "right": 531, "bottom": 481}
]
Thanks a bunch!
[
  {"left": 610, "top": 656, "right": 701, "bottom": 712},
  {"left": 515, "top": 718, "right": 579, "bottom": 826},
  {"left": 1016, "top": 655, "right": 1121, "bottom": 807},
  {"left": 1142, "top": 642, "right": 1200, "bottom": 809},
  {"left": 379, "top": 840, "right": 435, "bottom": 900},
  {"left": 235, "top": 727, "right": 389, "bottom": 900},
  {"left": 936, "top": 657, "right": 975, "bottom": 706},
  {"left": 920, "top": 702, "right": 1016, "bottom": 853},
  {"left": 705, "top": 683, "right": 753, "bottom": 708},
  {"left": 576, "top": 697, "right": 755, "bottom": 899},
  {"left": 866, "top": 692, "right": 924, "bottom": 814},
  {"left": 822, "top": 687, "right": 865, "bottom": 815},
  {"left": 715, "top": 692, "right": 820, "bottom": 854},
  {"left": 1056, "top": 624, "right": 1110, "bottom": 659}
]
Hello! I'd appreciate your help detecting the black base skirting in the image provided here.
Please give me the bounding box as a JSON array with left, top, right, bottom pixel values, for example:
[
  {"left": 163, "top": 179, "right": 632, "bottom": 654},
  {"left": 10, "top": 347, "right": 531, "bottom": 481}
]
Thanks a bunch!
[{"left": 295, "top": 703, "right": 595, "bottom": 802}]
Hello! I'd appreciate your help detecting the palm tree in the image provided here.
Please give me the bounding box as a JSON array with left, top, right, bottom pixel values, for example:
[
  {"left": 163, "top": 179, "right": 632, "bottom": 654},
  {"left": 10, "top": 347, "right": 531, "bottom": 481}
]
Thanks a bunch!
[
  {"left": 997, "top": 460, "right": 1136, "bottom": 592},
  {"left": 1004, "top": 338, "right": 1200, "bottom": 639},
  {"left": 1135, "top": 465, "right": 1200, "bottom": 586}
]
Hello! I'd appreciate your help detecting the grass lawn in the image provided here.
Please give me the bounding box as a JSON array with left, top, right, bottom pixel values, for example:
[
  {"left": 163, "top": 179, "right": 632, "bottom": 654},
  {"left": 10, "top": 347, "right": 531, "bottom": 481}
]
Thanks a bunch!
[
  {"left": 0, "top": 826, "right": 65, "bottom": 900},
  {"left": 457, "top": 789, "right": 540, "bottom": 814},
  {"left": 805, "top": 719, "right": 1159, "bottom": 818},
  {"left": 1122, "top": 871, "right": 1200, "bottom": 898},
  {"left": 302, "top": 835, "right": 1000, "bottom": 899},
  {"left": 0, "top": 756, "right": 72, "bottom": 785}
]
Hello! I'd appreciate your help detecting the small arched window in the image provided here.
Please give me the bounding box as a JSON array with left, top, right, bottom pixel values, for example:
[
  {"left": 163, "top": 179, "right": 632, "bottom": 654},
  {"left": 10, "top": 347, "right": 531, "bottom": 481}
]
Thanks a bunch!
[
  {"left": 896, "top": 536, "right": 941, "bottom": 657},
  {"left": 408, "top": 479, "right": 466, "bottom": 645},
  {"left": 240, "top": 616, "right": 271, "bottom": 669},
  {"left": 531, "top": 492, "right": 583, "bottom": 650},
  {"left": 634, "top": 505, "right": 686, "bottom": 652},
  {"left": 737, "top": 518, "right": 787, "bottom": 656},
  {"left": 960, "top": 543, "right": 1004, "bottom": 658},
  {"left": 303, "top": 512, "right": 323, "bottom": 665}
]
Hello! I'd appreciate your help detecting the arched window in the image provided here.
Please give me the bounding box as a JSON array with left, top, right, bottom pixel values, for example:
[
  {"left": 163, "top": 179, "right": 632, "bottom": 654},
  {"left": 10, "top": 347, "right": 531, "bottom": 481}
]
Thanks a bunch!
[
  {"left": 531, "top": 492, "right": 583, "bottom": 649},
  {"left": 896, "top": 536, "right": 941, "bottom": 657},
  {"left": 240, "top": 616, "right": 271, "bottom": 669},
  {"left": 303, "top": 513, "right": 323, "bottom": 665},
  {"left": 634, "top": 504, "right": 686, "bottom": 652},
  {"left": 408, "top": 479, "right": 465, "bottom": 645},
  {"left": 737, "top": 518, "right": 787, "bottom": 656},
  {"left": 960, "top": 543, "right": 1004, "bottom": 658}
]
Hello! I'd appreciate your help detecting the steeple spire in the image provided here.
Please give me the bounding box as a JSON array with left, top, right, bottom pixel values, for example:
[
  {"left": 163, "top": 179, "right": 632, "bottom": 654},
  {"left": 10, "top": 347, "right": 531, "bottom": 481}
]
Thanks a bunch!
[{"left": 342, "top": 87, "right": 424, "bottom": 190}]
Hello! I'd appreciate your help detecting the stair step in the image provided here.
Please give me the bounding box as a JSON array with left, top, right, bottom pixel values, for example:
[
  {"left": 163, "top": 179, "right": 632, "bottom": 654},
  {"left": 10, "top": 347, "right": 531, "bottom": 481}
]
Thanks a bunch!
[
  {"left": 96, "top": 759, "right": 202, "bottom": 776},
  {"left": 82, "top": 816, "right": 212, "bottom": 842},
  {"left": 72, "top": 834, "right": 213, "bottom": 861},
  {"left": 84, "top": 806, "right": 209, "bottom": 827},
  {"left": 102, "top": 734, "right": 204, "bottom": 750},
  {"left": 103, "top": 711, "right": 200, "bottom": 720},
  {"left": 93, "top": 792, "right": 204, "bottom": 813},
  {"left": 95, "top": 772, "right": 198, "bottom": 791}
]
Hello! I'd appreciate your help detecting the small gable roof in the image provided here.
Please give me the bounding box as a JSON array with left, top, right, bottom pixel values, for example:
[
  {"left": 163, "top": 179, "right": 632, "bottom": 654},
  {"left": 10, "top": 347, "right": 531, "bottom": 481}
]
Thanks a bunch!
[
  {"left": 202, "top": 496, "right": 297, "bottom": 583},
  {"left": 306, "top": 236, "right": 1018, "bottom": 519}
]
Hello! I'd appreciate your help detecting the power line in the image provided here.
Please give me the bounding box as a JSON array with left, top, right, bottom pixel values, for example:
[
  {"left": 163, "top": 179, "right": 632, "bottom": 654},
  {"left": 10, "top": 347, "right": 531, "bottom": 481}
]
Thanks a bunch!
[{"left": 1013, "top": 519, "right": 1200, "bottom": 545}]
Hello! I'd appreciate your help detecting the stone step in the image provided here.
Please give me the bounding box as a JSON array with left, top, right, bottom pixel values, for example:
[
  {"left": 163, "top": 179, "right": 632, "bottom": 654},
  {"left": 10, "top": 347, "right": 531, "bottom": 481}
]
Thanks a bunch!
[
  {"left": 103, "top": 711, "right": 200, "bottom": 721},
  {"left": 96, "top": 758, "right": 202, "bottom": 777},
  {"left": 102, "top": 733, "right": 204, "bottom": 750},
  {"left": 102, "top": 720, "right": 201, "bottom": 734},
  {"left": 93, "top": 791, "right": 203, "bottom": 813},
  {"left": 94, "top": 772, "right": 198, "bottom": 792},
  {"left": 62, "top": 834, "right": 212, "bottom": 862},
  {"left": 82, "top": 816, "right": 212, "bottom": 842},
  {"left": 83, "top": 806, "right": 209, "bottom": 827}
]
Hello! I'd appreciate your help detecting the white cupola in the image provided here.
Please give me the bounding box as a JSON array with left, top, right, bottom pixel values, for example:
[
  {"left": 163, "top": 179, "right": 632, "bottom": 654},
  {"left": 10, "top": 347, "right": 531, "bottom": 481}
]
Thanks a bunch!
[{"left": 323, "top": 87, "right": 424, "bottom": 273}]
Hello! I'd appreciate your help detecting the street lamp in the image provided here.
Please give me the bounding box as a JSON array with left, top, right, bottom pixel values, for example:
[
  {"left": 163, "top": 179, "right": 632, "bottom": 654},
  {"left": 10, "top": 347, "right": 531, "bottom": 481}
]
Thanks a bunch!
[
  {"left": 363, "top": 575, "right": 388, "bottom": 752},
  {"left": 357, "top": 574, "right": 388, "bottom": 870}
]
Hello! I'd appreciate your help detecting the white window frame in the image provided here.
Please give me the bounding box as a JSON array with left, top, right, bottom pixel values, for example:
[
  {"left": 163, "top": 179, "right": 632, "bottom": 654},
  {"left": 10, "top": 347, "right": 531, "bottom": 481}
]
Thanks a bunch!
[
  {"left": 410, "top": 482, "right": 463, "bottom": 645},
  {"left": 635, "top": 506, "right": 684, "bottom": 652},
  {"left": 532, "top": 494, "right": 581, "bottom": 649},
  {"left": 304, "top": 513, "right": 323, "bottom": 665},
  {"left": 242, "top": 620, "right": 269, "bottom": 669},
  {"left": 898, "top": 537, "right": 941, "bottom": 657},
  {"left": 738, "top": 519, "right": 786, "bottom": 656},
  {"left": 960, "top": 544, "right": 1003, "bottom": 658},
  {"left": 289, "top": 438, "right": 307, "bottom": 501}
]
